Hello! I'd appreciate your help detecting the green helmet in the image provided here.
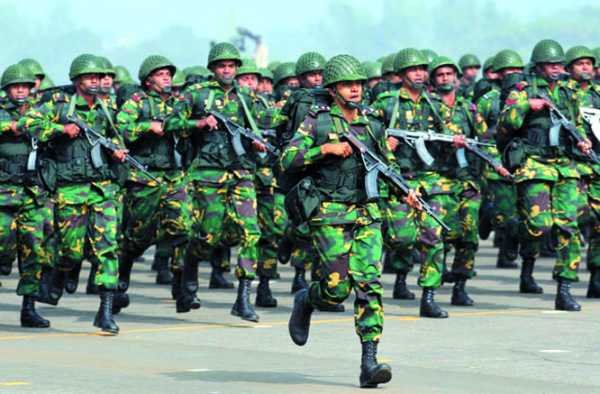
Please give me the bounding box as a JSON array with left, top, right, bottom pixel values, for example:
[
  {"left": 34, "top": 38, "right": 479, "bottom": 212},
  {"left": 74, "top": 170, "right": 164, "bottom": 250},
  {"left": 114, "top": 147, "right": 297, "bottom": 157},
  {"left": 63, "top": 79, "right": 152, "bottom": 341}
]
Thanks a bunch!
[
  {"left": 381, "top": 54, "right": 396, "bottom": 75},
  {"left": 267, "top": 61, "right": 281, "bottom": 72},
  {"left": 323, "top": 54, "right": 366, "bottom": 87},
  {"left": 114, "top": 65, "right": 134, "bottom": 84},
  {"left": 429, "top": 56, "right": 460, "bottom": 75},
  {"left": 172, "top": 70, "right": 186, "bottom": 87},
  {"left": 565, "top": 45, "right": 596, "bottom": 66},
  {"left": 273, "top": 62, "right": 296, "bottom": 86},
  {"left": 420, "top": 49, "right": 438, "bottom": 64},
  {"left": 138, "top": 55, "right": 176, "bottom": 82},
  {"left": 18, "top": 58, "right": 45, "bottom": 78},
  {"left": 295, "top": 52, "right": 327, "bottom": 76},
  {"left": 69, "top": 54, "right": 105, "bottom": 80},
  {"left": 259, "top": 68, "right": 274, "bottom": 81},
  {"left": 362, "top": 61, "right": 382, "bottom": 79},
  {"left": 183, "top": 65, "right": 212, "bottom": 78},
  {"left": 237, "top": 58, "right": 260, "bottom": 76},
  {"left": 394, "top": 48, "right": 428, "bottom": 72},
  {"left": 530, "top": 39, "right": 565, "bottom": 64},
  {"left": 482, "top": 56, "right": 496, "bottom": 72},
  {"left": 97, "top": 56, "right": 116, "bottom": 76},
  {"left": 1, "top": 64, "right": 36, "bottom": 89},
  {"left": 493, "top": 49, "right": 524, "bottom": 72},
  {"left": 39, "top": 75, "right": 55, "bottom": 90},
  {"left": 458, "top": 54, "right": 481, "bottom": 71},
  {"left": 207, "top": 42, "right": 242, "bottom": 68},
  {"left": 593, "top": 48, "right": 600, "bottom": 67}
]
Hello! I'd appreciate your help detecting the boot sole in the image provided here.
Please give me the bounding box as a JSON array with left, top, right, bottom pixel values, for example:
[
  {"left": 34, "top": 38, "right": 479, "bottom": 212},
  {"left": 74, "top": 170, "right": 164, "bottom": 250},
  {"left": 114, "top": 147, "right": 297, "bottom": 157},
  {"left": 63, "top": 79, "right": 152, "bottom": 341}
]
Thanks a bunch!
[
  {"left": 230, "top": 309, "right": 259, "bottom": 322},
  {"left": 360, "top": 368, "right": 392, "bottom": 388},
  {"left": 21, "top": 321, "right": 50, "bottom": 328}
]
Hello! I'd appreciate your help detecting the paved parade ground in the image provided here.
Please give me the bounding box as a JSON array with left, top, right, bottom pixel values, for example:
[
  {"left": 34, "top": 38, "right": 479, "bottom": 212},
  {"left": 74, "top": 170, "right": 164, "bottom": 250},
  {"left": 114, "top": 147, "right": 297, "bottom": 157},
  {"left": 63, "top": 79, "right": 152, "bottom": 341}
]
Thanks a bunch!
[{"left": 1, "top": 239, "right": 599, "bottom": 394}]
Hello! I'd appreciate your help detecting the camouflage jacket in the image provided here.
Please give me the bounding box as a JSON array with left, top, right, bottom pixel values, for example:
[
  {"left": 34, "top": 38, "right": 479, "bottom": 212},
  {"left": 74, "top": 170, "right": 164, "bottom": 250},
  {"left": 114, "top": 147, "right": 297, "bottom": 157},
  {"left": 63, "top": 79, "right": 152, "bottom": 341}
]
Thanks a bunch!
[{"left": 476, "top": 86, "right": 504, "bottom": 180}]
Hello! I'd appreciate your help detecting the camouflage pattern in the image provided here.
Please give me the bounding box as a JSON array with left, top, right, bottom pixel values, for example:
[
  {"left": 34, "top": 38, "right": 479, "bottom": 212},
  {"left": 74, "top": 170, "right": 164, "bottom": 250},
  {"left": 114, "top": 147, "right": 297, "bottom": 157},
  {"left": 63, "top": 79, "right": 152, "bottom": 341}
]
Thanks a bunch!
[
  {"left": 498, "top": 76, "right": 582, "bottom": 281},
  {"left": 280, "top": 104, "right": 386, "bottom": 342}
]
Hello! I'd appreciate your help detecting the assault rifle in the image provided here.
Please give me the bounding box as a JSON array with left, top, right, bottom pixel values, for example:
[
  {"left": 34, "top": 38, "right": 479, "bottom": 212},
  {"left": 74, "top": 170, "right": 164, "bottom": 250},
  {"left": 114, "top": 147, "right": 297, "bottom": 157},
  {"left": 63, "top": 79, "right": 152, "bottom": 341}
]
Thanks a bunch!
[{"left": 209, "top": 110, "right": 280, "bottom": 156}]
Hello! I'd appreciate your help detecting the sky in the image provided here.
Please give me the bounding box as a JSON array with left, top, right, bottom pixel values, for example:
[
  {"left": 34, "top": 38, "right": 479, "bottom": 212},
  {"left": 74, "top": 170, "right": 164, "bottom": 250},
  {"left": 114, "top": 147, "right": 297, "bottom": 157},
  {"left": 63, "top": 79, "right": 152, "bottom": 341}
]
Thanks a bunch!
[{"left": 1, "top": 0, "right": 600, "bottom": 84}]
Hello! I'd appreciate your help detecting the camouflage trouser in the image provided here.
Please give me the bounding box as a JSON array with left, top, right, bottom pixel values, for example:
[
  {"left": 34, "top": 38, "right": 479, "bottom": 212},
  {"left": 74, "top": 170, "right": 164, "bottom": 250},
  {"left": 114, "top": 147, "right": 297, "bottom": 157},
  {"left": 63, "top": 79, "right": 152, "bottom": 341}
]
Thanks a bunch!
[
  {"left": 290, "top": 225, "right": 317, "bottom": 274},
  {"left": 256, "top": 188, "right": 287, "bottom": 279},
  {"left": 576, "top": 177, "right": 593, "bottom": 236},
  {"left": 307, "top": 203, "right": 384, "bottom": 342},
  {"left": 443, "top": 180, "right": 482, "bottom": 279},
  {"left": 187, "top": 169, "right": 261, "bottom": 280},
  {"left": 487, "top": 180, "right": 518, "bottom": 230},
  {"left": 121, "top": 173, "right": 191, "bottom": 272},
  {"left": 55, "top": 182, "right": 119, "bottom": 289},
  {"left": 380, "top": 196, "right": 417, "bottom": 275},
  {"left": 0, "top": 185, "right": 53, "bottom": 296},
  {"left": 587, "top": 174, "right": 600, "bottom": 268},
  {"left": 517, "top": 178, "right": 581, "bottom": 281}
]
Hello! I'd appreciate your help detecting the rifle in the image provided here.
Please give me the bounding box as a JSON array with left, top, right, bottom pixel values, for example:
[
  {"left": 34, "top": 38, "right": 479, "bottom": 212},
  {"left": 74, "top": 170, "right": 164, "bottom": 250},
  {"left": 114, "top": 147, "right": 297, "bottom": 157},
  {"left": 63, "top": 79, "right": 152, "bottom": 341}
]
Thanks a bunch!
[
  {"left": 341, "top": 130, "right": 450, "bottom": 232},
  {"left": 209, "top": 110, "right": 280, "bottom": 156},
  {"left": 387, "top": 129, "right": 514, "bottom": 180},
  {"left": 66, "top": 114, "right": 158, "bottom": 182},
  {"left": 579, "top": 107, "right": 600, "bottom": 144},
  {"left": 537, "top": 93, "right": 600, "bottom": 165},
  {"left": 151, "top": 107, "right": 184, "bottom": 168}
]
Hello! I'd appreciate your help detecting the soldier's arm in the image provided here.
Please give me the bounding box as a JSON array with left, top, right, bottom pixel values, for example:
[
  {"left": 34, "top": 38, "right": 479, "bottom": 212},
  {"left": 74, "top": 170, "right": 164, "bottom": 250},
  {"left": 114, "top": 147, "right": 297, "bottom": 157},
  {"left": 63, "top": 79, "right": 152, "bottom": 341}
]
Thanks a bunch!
[
  {"left": 0, "top": 111, "right": 13, "bottom": 133},
  {"left": 498, "top": 89, "right": 529, "bottom": 131},
  {"left": 164, "top": 95, "right": 193, "bottom": 138},
  {"left": 116, "top": 96, "right": 152, "bottom": 144},
  {"left": 21, "top": 99, "right": 66, "bottom": 143},
  {"left": 280, "top": 116, "right": 323, "bottom": 171}
]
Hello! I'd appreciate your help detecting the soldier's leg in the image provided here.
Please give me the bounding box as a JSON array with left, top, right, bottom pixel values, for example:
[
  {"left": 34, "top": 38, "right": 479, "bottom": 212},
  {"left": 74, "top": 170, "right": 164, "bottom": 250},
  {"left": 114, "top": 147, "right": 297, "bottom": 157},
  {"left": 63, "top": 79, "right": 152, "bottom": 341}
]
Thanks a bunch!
[
  {"left": 153, "top": 241, "right": 173, "bottom": 284},
  {"left": 517, "top": 180, "right": 553, "bottom": 294},
  {"left": 587, "top": 175, "right": 600, "bottom": 298},
  {"left": 228, "top": 175, "right": 261, "bottom": 322},
  {"left": 451, "top": 183, "right": 481, "bottom": 306},
  {"left": 255, "top": 190, "right": 282, "bottom": 307},
  {"left": 0, "top": 207, "right": 17, "bottom": 277},
  {"left": 490, "top": 180, "right": 520, "bottom": 268},
  {"left": 552, "top": 177, "right": 582, "bottom": 311}
]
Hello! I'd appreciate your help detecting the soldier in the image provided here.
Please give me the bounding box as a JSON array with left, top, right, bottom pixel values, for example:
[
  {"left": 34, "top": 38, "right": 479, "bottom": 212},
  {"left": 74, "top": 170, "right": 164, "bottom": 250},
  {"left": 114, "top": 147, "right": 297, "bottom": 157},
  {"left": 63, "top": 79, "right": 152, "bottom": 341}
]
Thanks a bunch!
[
  {"left": 429, "top": 55, "right": 493, "bottom": 306},
  {"left": 183, "top": 66, "right": 213, "bottom": 87},
  {"left": 115, "top": 55, "right": 192, "bottom": 314},
  {"left": 180, "top": 42, "right": 267, "bottom": 321},
  {"left": 562, "top": 45, "right": 600, "bottom": 298},
  {"left": 372, "top": 48, "right": 449, "bottom": 317},
  {"left": 273, "top": 62, "right": 299, "bottom": 104},
  {"left": 498, "top": 39, "right": 589, "bottom": 311},
  {"left": 0, "top": 64, "right": 53, "bottom": 327},
  {"left": 370, "top": 54, "right": 400, "bottom": 100},
  {"left": 18, "top": 58, "right": 46, "bottom": 95},
  {"left": 457, "top": 54, "right": 481, "bottom": 101},
  {"left": 472, "top": 56, "right": 500, "bottom": 103},
  {"left": 23, "top": 54, "right": 128, "bottom": 334},
  {"left": 476, "top": 50, "right": 524, "bottom": 269},
  {"left": 361, "top": 61, "right": 383, "bottom": 104},
  {"left": 257, "top": 68, "right": 274, "bottom": 97},
  {"left": 285, "top": 54, "right": 396, "bottom": 388}
]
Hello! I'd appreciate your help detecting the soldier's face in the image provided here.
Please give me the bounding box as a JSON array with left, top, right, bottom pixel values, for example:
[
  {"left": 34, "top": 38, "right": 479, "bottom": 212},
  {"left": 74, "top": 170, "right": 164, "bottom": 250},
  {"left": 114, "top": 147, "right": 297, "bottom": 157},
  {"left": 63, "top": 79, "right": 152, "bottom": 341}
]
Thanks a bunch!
[
  {"left": 537, "top": 63, "right": 563, "bottom": 81},
  {"left": 569, "top": 58, "right": 594, "bottom": 81},
  {"left": 300, "top": 71, "right": 323, "bottom": 88},
  {"left": 367, "top": 77, "right": 382, "bottom": 89},
  {"left": 283, "top": 77, "right": 300, "bottom": 88},
  {"left": 146, "top": 68, "right": 172, "bottom": 93},
  {"left": 7, "top": 83, "right": 31, "bottom": 102},
  {"left": 76, "top": 74, "right": 101, "bottom": 95},
  {"left": 499, "top": 68, "right": 523, "bottom": 79},
  {"left": 484, "top": 69, "right": 499, "bottom": 80},
  {"left": 383, "top": 73, "right": 401, "bottom": 84},
  {"left": 34, "top": 77, "right": 42, "bottom": 90},
  {"left": 257, "top": 78, "right": 273, "bottom": 94},
  {"left": 212, "top": 60, "right": 237, "bottom": 85},
  {"left": 100, "top": 74, "right": 114, "bottom": 91},
  {"left": 433, "top": 66, "right": 457, "bottom": 92},
  {"left": 236, "top": 73, "right": 259, "bottom": 91},
  {"left": 331, "top": 80, "right": 362, "bottom": 105},
  {"left": 462, "top": 66, "right": 480, "bottom": 81},
  {"left": 402, "top": 66, "right": 428, "bottom": 90}
]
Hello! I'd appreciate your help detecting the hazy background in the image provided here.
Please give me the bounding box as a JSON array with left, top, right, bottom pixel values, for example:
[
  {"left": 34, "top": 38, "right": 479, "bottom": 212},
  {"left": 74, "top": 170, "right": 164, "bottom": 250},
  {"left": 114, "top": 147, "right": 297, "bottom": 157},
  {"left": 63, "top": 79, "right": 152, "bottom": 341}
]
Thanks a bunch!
[{"left": 2, "top": 0, "right": 599, "bottom": 83}]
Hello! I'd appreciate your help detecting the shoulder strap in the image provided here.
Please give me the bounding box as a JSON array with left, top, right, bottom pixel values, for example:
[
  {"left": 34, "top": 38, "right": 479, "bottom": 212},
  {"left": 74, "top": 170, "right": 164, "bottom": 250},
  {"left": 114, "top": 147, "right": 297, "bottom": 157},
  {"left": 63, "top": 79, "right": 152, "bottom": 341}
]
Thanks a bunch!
[
  {"left": 388, "top": 90, "right": 401, "bottom": 128},
  {"left": 237, "top": 91, "right": 260, "bottom": 134},
  {"left": 205, "top": 89, "right": 216, "bottom": 112}
]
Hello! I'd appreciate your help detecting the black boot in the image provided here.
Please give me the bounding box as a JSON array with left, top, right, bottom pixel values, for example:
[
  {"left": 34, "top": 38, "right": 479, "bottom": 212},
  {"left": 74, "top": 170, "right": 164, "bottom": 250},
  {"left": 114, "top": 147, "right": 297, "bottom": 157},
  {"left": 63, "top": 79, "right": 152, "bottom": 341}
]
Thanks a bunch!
[
  {"left": 256, "top": 276, "right": 277, "bottom": 308},
  {"left": 288, "top": 288, "right": 314, "bottom": 346},
  {"left": 176, "top": 257, "right": 201, "bottom": 313},
  {"left": 519, "top": 258, "right": 543, "bottom": 294},
  {"left": 291, "top": 268, "right": 308, "bottom": 293},
  {"left": 37, "top": 268, "right": 66, "bottom": 306},
  {"left": 496, "top": 249, "right": 518, "bottom": 269},
  {"left": 419, "top": 288, "right": 448, "bottom": 318},
  {"left": 451, "top": 278, "right": 474, "bottom": 306},
  {"left": 231, "top": 279, "right": 259, "bottom": 322},
  {"left": 86, "top": 263, "right": 99, "bottom": 294},
  {"left": 587, "top": 267, "right": 600, "bottom": 298},
  {"left": 113, "top": 254, "right": 134, "bottom": 315},
  {"left": 555, "top": 279, "right": 581, "bottom": 311},
  {"left": 64, "top": 261, "right": 82, "bottom": 294},
  {"left": 359, "top": 341, "right": 392, "bottom": 388},
  {"left": 20, "top": 296, "right": 50, "bottom": 328},
  {"left": 393, "top": 272, "right": 415, "bottom": 300},
  {"left": 154, "top": 252, "right": 173, "bottom": 285},
  {"left": 277, "top": 235, "right": 293, "bottom": 264},
  {"left": 94, "top": 289, "right": 120, "bottom": 335},
  {"left": 209, "top": 267, "right": 234, "bottom": 289},
  {"left": 171, "top": 270, "right": 182, "bottom": 300},
  {"left": 0, "top": 260, "right": 12, "bottom": 276}
]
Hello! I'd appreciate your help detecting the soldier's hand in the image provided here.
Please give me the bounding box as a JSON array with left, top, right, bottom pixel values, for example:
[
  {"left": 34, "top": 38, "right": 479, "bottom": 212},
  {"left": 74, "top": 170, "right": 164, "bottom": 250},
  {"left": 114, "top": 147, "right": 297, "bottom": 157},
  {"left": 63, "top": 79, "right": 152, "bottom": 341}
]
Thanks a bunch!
[
  {"left": 578, "top": 139, "right": 592, "bottom": 155},
  {"left": 10, "top": 121, "right": 19, "bottom": 135},
  {"left": 403, "top": 189, "right": 423, "bottom": 211},
  {"left": 197, "top": 115, "right": 219, "bottom": 130},
  {"left": 112, "top": 149, "right": 129, "bottom": 162},
  {"left": 528, "top": 98, "right": 547, "bottom": 112},
  {"left": 452, "top": 135, "right": 467, "bottom": 148},
  {"left": 321, "top": 142, "right": 353, "bottom": 158},
  {"left": 387, "top": 136, "right": 399, "bottom": 151},
  {"left": 252, "top": 140, "right": 267, "bottom": 152},
  {"left": 497, "top": 166, "right": 511, "bottom": 178},
  {"left": 63, "top": 123, "right": 80, "bottom": 139},
  {"left": 149, "top": 121, "right": 165, "bottom": 136}
]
